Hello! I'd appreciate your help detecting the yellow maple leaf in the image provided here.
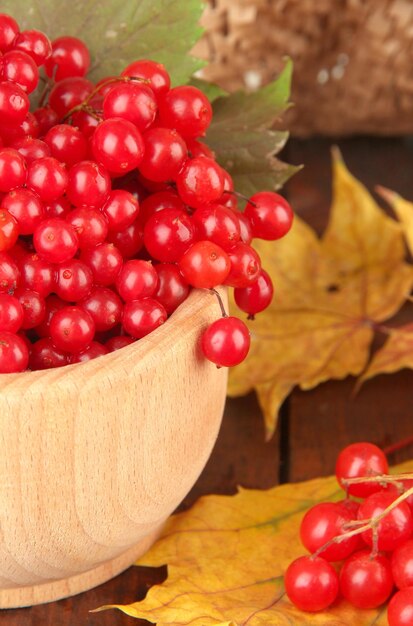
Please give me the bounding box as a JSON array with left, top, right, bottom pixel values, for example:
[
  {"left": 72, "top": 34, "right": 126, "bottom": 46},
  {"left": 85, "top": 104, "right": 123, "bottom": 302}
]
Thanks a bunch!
[
  {"left": 228, "top": 152, "right": 413, "bottom": 438},
  {"left": 95, "top": 461, "right": 413, "bottom": 625}
]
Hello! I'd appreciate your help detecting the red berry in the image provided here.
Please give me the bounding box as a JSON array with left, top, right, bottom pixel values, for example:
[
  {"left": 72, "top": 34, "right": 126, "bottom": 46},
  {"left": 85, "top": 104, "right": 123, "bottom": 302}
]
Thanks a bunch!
[
  {"left": 69, "top": 341, "right": 108, "bottom": 364},
  {"left": 144, "top": 208, "right": 196, "bottom": 263},
  {"left": 0, "top": 331, "right": 29, "bottom": 373},
  {"left": 67, "top": 160, "right": 111, "bottom": 208},
  {"left": 284, "top": 555, "right": 339, "bottom": 612},
  {"left": 122, "top": 298, "right": 167, "bottom": 338},
  {"left": 15, "top": 288, "right": 45, "bottom": 329},
  {"left": 0, "top": 209, "right": 19, "bottom": 252},
  {"left": 224, "top": 242, "right": 261, "bottom": 288},
  {"left": 0, "top": 148, "right": 27, "bottom": 192},
  {"left": 55, "top": 259, "right": 93, "bottom": 301},
  {"left": 34, "top": 218, "right": 78, "bottom": 263},
  {"left": 0, "top": 293, "right": 23, "bottom": 332},
  {"left": 299, "top": 501, "right": 360, "bottom": 561},
  {"left": 92, "top": 118, "right": 145, "bottom": 175},
  {"left": 44, "top": 36, "right": 90, "bottom": 81},
  {"left": 13, "top": 29, "right": 52, "bottom": 66},
  {"left": 19, "top": 252, "right": 54, "bottom": 298},
  {"left": 106, "top": 219, "right": 143, "bottom": 259},
  {"left": 192, "top": 205, "right": 240, "bottom": 251},
  {"left": 0, "top": 80, "right": 29, "bottom": 125},
  {"left": 50, "top": 306, "right": 95, "bottom": 353},
  {"left": 29, "top": 338, "right": 68, "bottom": 370},
  {"left": 154, "top": 263, "right": 190, "bottom": 314},
  {"left": 80, "top": 242, "right": 122, "bottom": 286},
  {"left": 179, "top": 240, "right": 230, "bottom": 288},
  {"left": 1, "top": 111, "right": 39, "bottom": 144},
  {"left": 101, "top": 190, "right": 140, "bottom": 232},
  {"left": 234, "top": 269, "right": 274, "bottom": 316},
  {"left": 49, "top": 76, "right": 94, "bottom": 118},
  {"left": 106, "top": 335, "right": 135, "bottom": 352},
  {"left": 201, "top": 316, "right": 250, "bottom": 367},
  {"left": 80, "top": 287, "right": 123, "bottom": 332},
  {"left": 0, "top": 14, "right": 19, "bottom": 52},
  {"left": 1, "top": 50, "right": 39, "bottom": 94},
  {"left": 336, "top": 442, "right": 389, "bottom": 497},
  {"left": 103, "top": 81, "right": 157, "bottom": 132},
  {"left": 388, "top": 587, "right": 413, "bottom": 626},
  {"left": 358, "top": 491, "right": 413, "bottom": 551},
  {"left": 27, "top": 156, "right": 68, "bottom": 203},
  {"left": 1, "top": 188, "right": 44, "bottom": 234},
  {"left": 10, "top": 137, "right": 50, "bottom": 164},
  {"left": 66, "top": 207, "right": 108, "bottom": 249},
  {"left": 139, "top": 127, "right": 187, "bottom": 182},
  {"left": 121, "top": 60, "right": 170, "bottom": 98},
  {"left": 176, "top": 157, "right": 224, "bottom": 209},
  {"left": 115, "top": 259, "right": 158, "bottom": 302},
  {"left": 245, "top": 192, "right": 294, "bottom": 240},
  {"left": 33, "top": 106, "right": 59, "bottom": 135},
  {"left": 35, "top": 294, "right": 66, "bottom": 338},
  {"left": 159, "top": 86, "right": 212, "bottom": 139},
  {"left": 392, "top": 540, "right": 413, "bottom": 589},
  {"left": 140, "top": 190, "right": 185, "bottom": 223},
  {"left": 44, "top": 124, "right": 88, "bottom": 167},
  {"left": 340, "top": 549, "right": 393, "bottom": 609},
  {"left": 0, "top": 252, "right": 19, "bottom": 293}
]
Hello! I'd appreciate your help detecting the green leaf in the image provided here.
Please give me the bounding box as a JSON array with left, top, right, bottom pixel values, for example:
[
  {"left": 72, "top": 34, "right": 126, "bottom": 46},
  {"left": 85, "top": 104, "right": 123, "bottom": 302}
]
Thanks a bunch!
[
  {"left": 4, "top": 0, "right": 204, "bottom": 85},
  {"left": 206, "top": 60, "right": 299, "bottom": 198},
  {"left": 190, "top": 78, "right": 228, "bottom": 101}
]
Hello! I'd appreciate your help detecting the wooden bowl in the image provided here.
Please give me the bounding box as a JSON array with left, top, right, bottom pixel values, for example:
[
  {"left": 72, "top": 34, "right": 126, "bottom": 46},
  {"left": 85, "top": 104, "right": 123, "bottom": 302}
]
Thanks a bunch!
[{"left": 0, "top": 288, "right": 228, "bottom": 608}]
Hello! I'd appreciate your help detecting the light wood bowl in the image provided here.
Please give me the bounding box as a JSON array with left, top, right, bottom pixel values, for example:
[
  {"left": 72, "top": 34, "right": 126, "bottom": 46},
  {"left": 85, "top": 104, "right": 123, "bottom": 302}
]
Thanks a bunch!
[{"left": 0, "top": 288, "right": 228, "bottom": 608}]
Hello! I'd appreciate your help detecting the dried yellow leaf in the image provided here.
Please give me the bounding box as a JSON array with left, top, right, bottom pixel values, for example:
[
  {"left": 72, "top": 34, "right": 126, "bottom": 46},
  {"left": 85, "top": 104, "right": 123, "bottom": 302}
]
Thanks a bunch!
[
  {"left": 229, "top": 153, "right": 413, "bottom": 437},
  {"left": 96, "top": 461, "right": 413, "bottom": 625}
]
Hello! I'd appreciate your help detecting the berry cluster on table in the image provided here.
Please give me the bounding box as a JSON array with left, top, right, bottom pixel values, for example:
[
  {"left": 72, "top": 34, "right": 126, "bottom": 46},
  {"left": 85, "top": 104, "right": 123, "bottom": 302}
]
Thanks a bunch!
[
  {"left": 286, "top": 442, "right": 413, "bottom": 626},
  {"left": 0, "top": 13, "right": 293, "bottom": 373}
]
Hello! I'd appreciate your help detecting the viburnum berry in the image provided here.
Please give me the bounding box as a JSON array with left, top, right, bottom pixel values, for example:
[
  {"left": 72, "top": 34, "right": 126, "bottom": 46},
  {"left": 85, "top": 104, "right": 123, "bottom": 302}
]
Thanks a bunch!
[
  {"left": 80, "top": 287, "right": 123, "bottom": 332},
  {"left": 115, "top": 259, "right": 158, "bottom": 302},
  {"left": 392, "top": 540, "right": 413, "bottom": 589},
  {"left": 34, "top": 218, "right": 78, "bottom": 264},
  {"left": 66, "top": 207, "right": 108, "bottom": 249},
  {"left": 224, "top": 242, "right": 261, "bottom": 288},
  {"left": 340, "top": 550, "right": 394, "bottom": 609},
  {"left": 245, "top": 191, "right": 294, "bottom": 240},
  {"left": 0, "top": 148, "right": 27, "bottom": 192},
  {"left": 15, "top": 287, "right": 46, "bottom": 329},
  {"left": 54, "top": 259, "right": 93, "bottom": 302},
  {"left": 106, "top": 219, "right": 143, "bottom": 259},
  {"left": 388, "top": 588, "right": 413, "bottom": 626},
  {"left": 19, "top": 252, "right": 54, "bottom": 298},
  {"left": 44, "top": 35, "right": 90, "bottom": 81},
  {"left": 201, "top": 316, "right": 250, "bottom": 367},
  {"left": 158, "top": 85, "right": 212, "bottom": 138},
  {"left": 0, "top": 293, "right": 24, "bottom": 333},
  {"left": 29, "top": 337, "right": 68, "bottom": 370},
  {"left": 0, "top": 209, "right": 19, "bottom": 252},
  {"left": 103, "top": 81, "right": 157, "bottom": 132},
  {"left": 0, "top": 252, "right": 20, "bottom": 293},
  {"left": 154, "top": 263, "right": 190, "bottom": 315},
  {"left": 192, "top": 205, "right": 241, "bottom": 251},
  {"left": 121, "top": 59, "right": 170, "bottom": 97},
  {"left": 80, "top": 242, "right": 122, "bottom": 286},
  {"left": 101, "top": 190, "right": 140, "bottom": 232},
  {"left": 0, "top": 14, "right": 19, "bottom": 52},
  {"left": 27, "top": 156, "right": 68, "bottom": 203},
  {"left": 284, "top": 555, "right": 339, "bottom": 612},
  {"left": 11, "top": 137, "right": 51, "bottom": 164},
  {"left": 0, "top": 331, "right": 29, "bottom": 373},
  {"left": 179, "top": 240, "right": 230, "bottom": 288},
  {"left": 92, "top": 118, "right": 145, "bottom": 174},
  {"left": 67, "top": 160, "right": 111, "bottom": 208},
  {"left": 1, "top": 188, "right": 44, "bottom": 235},
  {"left": 358, "top": 491, "right": 413, "bottom": 551},
  {"left": 140, "top": 191, "right": 185, "bottom": 223},
  {"left": 44, "top": 124, "right": 88, "bottom": 167},
  {"left": 106, "top": 335, "right": 135, "bottom": 352},
  {"left": 336, "top": 442, "right": 389, "bottom": 497},
  {"left": 234, "top": 269, "right": 274, "bottom": 316},
  {"left": 69, "top": 341, "right": 108, "bottom": 364},
  {"left": 0, "top": 80, "right": 29, "bottom": 125},
  {"left": 13, "top": 29, "right": 52, "bottom": 66},
  {"left": 176, "top": 157, "right": 225, "bottom": 209},
  {"left": 34, "top": 106, "right": 59, "bottom": 135},
  {"left": 1, "top": 111, "right": 40, "bottom": 144},
  {"left": 50, "top": 305, "right": 95, "bottom": 353},
  {"left": 1, "top": 50, "right": 39, "bottom": 94},
  {"left": 35, "top": 294, "right": 66, "bottom": 338},
  {"left": 49, "top": 76, "right": 94, "bottom": 118},
  {"left": 122, "top": 297, "right": 167, "bottom": 339},
  {"left": 144, "top": 208, "right": 196, "bottom": 263},
  {"left": 139, "top": 127, "right": 187, "bottom": 182}
]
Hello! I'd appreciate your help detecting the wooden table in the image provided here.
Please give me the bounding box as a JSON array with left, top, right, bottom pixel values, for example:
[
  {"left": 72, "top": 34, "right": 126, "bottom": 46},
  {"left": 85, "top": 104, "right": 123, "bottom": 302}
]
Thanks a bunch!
[{"left": 3, "top": 136, "right": 413, "bottom": 625}]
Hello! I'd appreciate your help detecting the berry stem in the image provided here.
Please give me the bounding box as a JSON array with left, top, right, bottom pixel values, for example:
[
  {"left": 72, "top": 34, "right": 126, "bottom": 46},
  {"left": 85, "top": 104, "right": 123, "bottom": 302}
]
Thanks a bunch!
[
  {"left": 342, "top": 473, "right": 413, "bottom": 487},
  {"left": 209, "top": 288, "right": 228, "bottom": 318},
  {"left": 228, "top": 190, "right": 257, "bottom": 207},
  {"left": 383, "top": 436, "right": 413, "bottom": 456}
]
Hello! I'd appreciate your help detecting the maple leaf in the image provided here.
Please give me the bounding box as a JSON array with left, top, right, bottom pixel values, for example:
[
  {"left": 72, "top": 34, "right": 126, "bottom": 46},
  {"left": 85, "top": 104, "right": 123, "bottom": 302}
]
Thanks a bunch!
[
  {"left": 228, "top": 152, "right": 413, "bottom": 438},
  {"left": 95, "top": 461, "right": 413, "bottom": 625}
]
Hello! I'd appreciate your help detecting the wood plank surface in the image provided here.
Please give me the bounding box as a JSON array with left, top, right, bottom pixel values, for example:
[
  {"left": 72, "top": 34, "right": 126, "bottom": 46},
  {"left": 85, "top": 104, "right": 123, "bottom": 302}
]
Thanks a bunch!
[{"left": 3, "top": 136, "right": 413, "bottom": 624}]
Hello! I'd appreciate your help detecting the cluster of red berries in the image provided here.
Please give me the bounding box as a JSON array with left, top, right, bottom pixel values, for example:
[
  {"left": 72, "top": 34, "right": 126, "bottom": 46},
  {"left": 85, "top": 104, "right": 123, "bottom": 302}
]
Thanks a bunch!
[
  {"left": 0, "top": 13, "right": 293, "bottom": 374},
  {"left": 285, "top": 442, "right": 413, "bottom": 625}
]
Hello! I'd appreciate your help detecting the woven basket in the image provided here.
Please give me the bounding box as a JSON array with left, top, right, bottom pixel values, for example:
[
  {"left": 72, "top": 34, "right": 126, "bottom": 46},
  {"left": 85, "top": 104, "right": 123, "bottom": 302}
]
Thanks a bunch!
[{"left": 194, "top": 0, "right": 413, "bottom": 137}]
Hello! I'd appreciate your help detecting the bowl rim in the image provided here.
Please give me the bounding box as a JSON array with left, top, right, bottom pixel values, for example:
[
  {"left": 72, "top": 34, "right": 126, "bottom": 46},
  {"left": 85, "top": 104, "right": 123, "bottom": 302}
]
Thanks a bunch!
[{"left": 0, "top": 287, "right": 225, "bottom": 393}]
